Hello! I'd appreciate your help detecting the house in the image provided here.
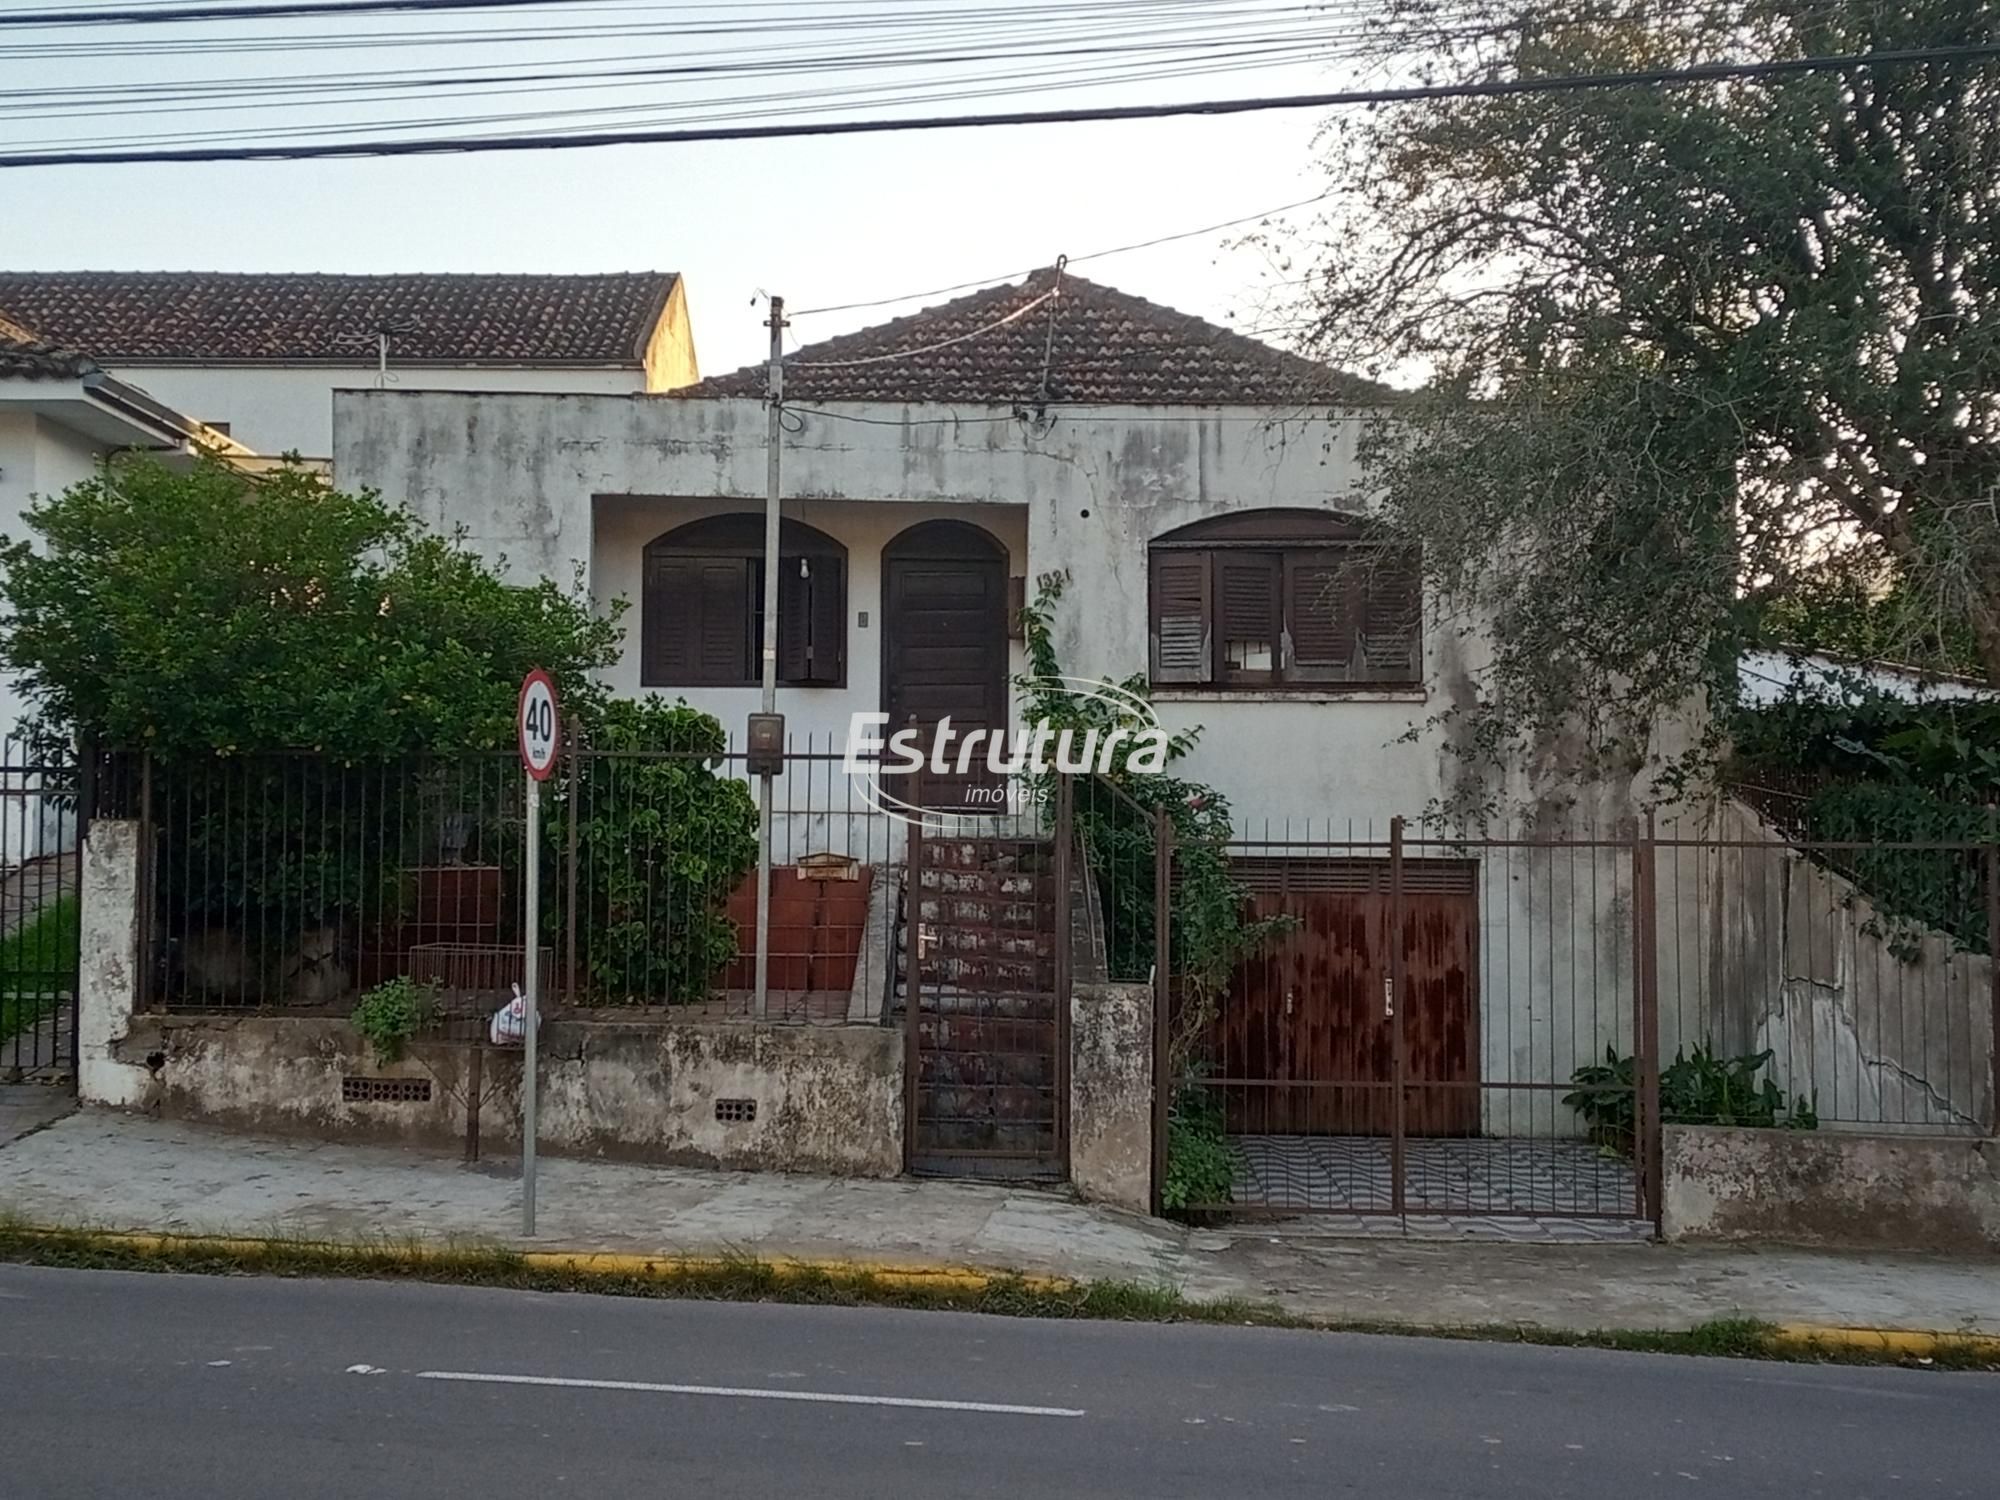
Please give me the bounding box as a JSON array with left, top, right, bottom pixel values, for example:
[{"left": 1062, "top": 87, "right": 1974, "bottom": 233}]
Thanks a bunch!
[
  {"left": 333, "top": 270, "right": 1702, "bottom": 1194},
  {"left": 64, "top": 270, "right": 1984, "bottom": 1230},
  {"left": 1738, "top": 647, "right": 1999, "bottom": 706},
  {"left": 0, "top": 271, "right": 697, "bottom": 461}
]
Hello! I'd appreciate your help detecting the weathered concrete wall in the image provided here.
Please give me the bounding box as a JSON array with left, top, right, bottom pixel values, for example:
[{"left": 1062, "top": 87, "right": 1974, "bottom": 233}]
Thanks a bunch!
[
  {"left": 77, "top": 820, "right": 152, "bottom": 1108},
  {"left": 334, "top": 388, "right": 1702, "bottom": 1147},
  {"left": 76, "top": 813, "right": 903, "bottom": 1174},
  {"left": 108, "top": 1013, "right": 904, "bottom": 1178},
  {"left": 1070, "top": 981, "right": 1153, "bottom": 1213},
  {"left": 1691, "top": 800, "right": 1995, "bottom": 1132},
  {"left": 1662, "top": 1123, "right": 2000, "bottom": 1253}
]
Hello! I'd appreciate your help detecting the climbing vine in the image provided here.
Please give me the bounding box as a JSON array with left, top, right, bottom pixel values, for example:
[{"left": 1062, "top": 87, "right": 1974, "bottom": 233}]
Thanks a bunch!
[{"left": 1018, "top": 573, "right": 1294, "bottom": 1216}]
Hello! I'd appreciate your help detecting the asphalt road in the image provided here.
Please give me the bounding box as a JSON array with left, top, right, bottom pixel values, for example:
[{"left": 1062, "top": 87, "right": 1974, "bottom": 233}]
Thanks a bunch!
[{"left": 1, "top": 1265, "right": 1994, "bottom": 1499}]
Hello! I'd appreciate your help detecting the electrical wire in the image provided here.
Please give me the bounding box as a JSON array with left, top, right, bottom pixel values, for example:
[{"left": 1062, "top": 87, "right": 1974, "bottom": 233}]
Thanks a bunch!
[
  {"left": 788, "top": 288, "right": 1057, "bottom": 368},
  {"left": 4, "top": 41, "right": 1992, "bottom": 169},
  {"left": 793, "top": 192, "right": 1333, "bottom": 317}
]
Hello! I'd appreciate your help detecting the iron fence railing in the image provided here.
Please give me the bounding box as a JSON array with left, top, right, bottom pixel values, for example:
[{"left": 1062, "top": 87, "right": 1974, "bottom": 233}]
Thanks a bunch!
[
  {"left": 104, "top": 740, "right": 907, "bottom": 1027},
  {"left": 0, "top": 737, "right": 87, "bottom": 1078}
]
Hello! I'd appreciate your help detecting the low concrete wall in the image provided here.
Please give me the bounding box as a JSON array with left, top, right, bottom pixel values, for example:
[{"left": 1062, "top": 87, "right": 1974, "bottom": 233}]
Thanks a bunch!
[
  {"left": 1662, "top": 1122, "right": 2000, "bottom": 1253},
  {"left": 1070, "top": 981, "right": 1153, "bottom": 1213},
  {"left": 106, "top": 1012, "right": 904, "bottom": 1177}
]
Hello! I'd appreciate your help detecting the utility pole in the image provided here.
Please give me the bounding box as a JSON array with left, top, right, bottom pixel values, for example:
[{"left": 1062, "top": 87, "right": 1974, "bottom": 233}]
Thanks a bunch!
[{"left": 753, "top": 296, "right": 786, "bottom": 1021}]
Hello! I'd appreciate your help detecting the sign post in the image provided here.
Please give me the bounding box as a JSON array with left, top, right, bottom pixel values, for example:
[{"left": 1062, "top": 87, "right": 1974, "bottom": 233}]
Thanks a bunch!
[{"left": 516, "top": 669, "right": 559, "bottom": 1236}]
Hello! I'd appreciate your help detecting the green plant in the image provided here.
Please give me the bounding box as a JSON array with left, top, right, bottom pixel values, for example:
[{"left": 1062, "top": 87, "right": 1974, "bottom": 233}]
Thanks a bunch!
[
  {"left": 350, "top": 976, "right": 439, "bottom": 1063},
  {"left": 1286, "top": 0, "right": 2000, "bottom": 830},
  {"left": 0, "top": 454, "right": 621, "bottom": 758},
  {"left": 0, "top": 896, "right": 81, "bottom": 1044},
  {"left": 1161, "top": 1086, "right": 1239, "bottom": 1217},
  {"left": 1728, "top": 684, "right": 1997, "bottom": 957},
  {"left": 1566, "top": 1042, "right": 1819, "bottom": 1150},
  {"left": 1016, "top": 572, "right": 1294, "bottom": 1073},
  {"left": 554, "top": 697, "right": 759, "bottom": 1003}
]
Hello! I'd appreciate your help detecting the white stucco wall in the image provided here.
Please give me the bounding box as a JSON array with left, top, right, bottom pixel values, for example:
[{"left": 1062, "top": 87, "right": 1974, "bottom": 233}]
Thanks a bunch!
[
  {"left": 333, "top": 388, "right": 1487, "bottom": 830},
  {"left": 0, "top": 407, "right": 110, "bottom": 748},
  {"left": 336, "top": 389, "right": 1695, "bottom": 1138},
  {"left": 112, "top": 364, "right": 651, "bottom": 461}
]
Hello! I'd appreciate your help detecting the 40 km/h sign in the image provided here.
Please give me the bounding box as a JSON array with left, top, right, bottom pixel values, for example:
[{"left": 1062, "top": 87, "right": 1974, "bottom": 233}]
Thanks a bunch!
[{"left": 517, "top": 669, "right": 560, "bottom": 781}]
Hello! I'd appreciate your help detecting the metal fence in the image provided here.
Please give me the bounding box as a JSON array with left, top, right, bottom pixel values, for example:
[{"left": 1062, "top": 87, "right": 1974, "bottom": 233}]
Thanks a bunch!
[
  {"left": 1164, "top": 822, "right": 1654, "bottom": 1222},
  {"left": 107, "top": 741, "right": 904, "bottom": 1027},
  {"left": 1153, "top": 805, "right": 1998, "bottom": 1225},
  {"left": 0, "top": 740, "right": 87, "bottom": 1079}
]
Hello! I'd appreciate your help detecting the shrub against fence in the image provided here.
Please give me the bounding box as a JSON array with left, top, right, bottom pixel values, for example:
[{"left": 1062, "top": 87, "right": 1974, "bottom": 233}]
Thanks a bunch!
[{"left": 111, "top": 700, "right": 761, "bottom": 1014}]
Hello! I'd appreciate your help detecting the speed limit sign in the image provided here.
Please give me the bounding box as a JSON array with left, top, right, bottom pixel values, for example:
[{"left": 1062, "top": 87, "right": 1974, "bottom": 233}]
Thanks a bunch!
[{"left": 517, "top": 669, "right": 560, "bottom": 781}]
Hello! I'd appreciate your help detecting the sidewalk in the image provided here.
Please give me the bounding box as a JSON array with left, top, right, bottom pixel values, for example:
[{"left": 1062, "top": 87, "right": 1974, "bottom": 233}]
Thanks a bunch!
[{"left": 3, "top": 1108, "right": 1997, "bottom": 1336}]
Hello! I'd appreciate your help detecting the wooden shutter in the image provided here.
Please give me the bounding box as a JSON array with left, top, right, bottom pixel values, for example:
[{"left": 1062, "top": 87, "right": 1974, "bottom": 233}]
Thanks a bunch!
[
  {"left": 1357, "top": 545, "right": 1422, "bottom": 682},
  {"left": 1149, "top": 552, "right": 1212, "bottom": 684},
  {"left": 1215, "top": 551, "right": 1282, "bottom": 684},
  {"left": 1283, "top": 545, "right": 1421, "bottom": 684},
  {"left": 774, "top": 554, "right": 846, "bottom": 686},
  {"left": 1283, "top": 550, "right": 1356, "bottom": 683},
  {"left": 776, "top": 562, "right": 811, "bottom": 685},
  {"left": 807, "top": 556, "right": 846, "bottom": 685},
  {"left": 642, "top": 556, "right": 697, "bottom": 685},
  {"left": 695, "top": 558, "right": 753, "bottom": 684}
]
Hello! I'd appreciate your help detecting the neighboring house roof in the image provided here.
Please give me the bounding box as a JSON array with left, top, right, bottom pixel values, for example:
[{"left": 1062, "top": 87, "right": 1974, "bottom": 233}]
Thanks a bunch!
[
  {"left": 680, "top": 270, "right": 1389, "bottom": 407},
  {"left": 0, "top": 310, "right": 95, "bottom": 379},
  {"left": 0, "top": 271, "right": 681, "bottom": 366},
  {"left": 1739, "top": 647, "right": 1998, "bottom": 706}
]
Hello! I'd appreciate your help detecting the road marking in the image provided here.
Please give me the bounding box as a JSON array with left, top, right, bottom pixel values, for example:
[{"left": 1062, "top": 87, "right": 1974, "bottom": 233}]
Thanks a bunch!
[{"left": 414, "top": 1369, "right": 1084, "bottom": 1418}]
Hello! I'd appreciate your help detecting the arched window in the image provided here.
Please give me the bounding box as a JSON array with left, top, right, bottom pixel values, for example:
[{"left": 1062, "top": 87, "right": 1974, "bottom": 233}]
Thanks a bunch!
[
  {"left": 1148, "top": 509, "right": 1421, "bottom": 689},
  {"left": 642, "top": 514, "right": 847, "bottom": 687}
]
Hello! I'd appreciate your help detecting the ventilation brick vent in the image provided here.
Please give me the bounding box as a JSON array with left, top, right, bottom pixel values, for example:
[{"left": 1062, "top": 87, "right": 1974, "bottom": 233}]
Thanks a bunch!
[
  {"left": 714, "top": 1097, "right": 757, "bottom": 1124},
  {"left": 342, "top": 1076, "right": 432, "bottom": 1104}
]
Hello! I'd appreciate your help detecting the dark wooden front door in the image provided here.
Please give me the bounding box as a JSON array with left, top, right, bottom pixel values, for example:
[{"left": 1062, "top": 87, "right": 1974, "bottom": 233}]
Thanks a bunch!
[
  {"left": 1216, "top": 860, "right": 1479, "bottom": 1136},
  {"left": 881, "top": 521, "right": 1008, "bottom": 810}
]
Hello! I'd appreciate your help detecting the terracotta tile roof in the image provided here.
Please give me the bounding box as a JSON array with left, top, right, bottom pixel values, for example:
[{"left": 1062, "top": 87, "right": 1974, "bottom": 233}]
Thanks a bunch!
[
  {"left": 0, "top": 271, "right": 680, "bottom": 365},
  {"left": 0, "top": 311, "right": 95, "bottom": 379},
  {"left": 679, "top": 270, "right": 1387, "bottom": 407}
]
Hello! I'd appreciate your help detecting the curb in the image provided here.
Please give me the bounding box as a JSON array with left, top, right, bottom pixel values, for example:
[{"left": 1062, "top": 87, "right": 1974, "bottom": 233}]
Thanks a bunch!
[
  {"left": 1770, "top": 1323, "right": 2000, "bottom": 1358},
  {"left": 5, "top": 1226, "right": 1077, "bottom": 1296}
]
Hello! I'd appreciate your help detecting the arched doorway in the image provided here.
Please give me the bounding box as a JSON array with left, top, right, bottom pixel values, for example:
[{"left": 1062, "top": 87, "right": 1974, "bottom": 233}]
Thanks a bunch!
[{"left": 879, "top": 520, "right": 1008, "bottom": 806}]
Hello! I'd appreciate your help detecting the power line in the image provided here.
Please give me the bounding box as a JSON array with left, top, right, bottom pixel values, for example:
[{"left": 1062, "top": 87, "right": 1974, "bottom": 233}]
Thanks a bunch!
[
  {"left": 4, "top": 41, "right": 1995, "bottom": 169},
  {"left": 793, "top": 191, "right": 1333, "bottom": 317},
  {"left": 789, "top": 288, "right": 1057, "bottom": 368},
  {"left": 0, "top": 0, "right": 1154, "bottom": 27}
]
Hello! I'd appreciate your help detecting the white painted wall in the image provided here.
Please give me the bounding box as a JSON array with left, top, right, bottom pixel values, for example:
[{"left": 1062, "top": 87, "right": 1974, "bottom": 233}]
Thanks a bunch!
[
  {"left": 334, "top": 389, "right": 1485, "bottom": 829},
  {"left": 593, "top": 494, "right": 1030, "bottom": 745},
  {"left": 337, "top": 388, "right": 1700, "bottom": 1140},
  {"left": 0, "top": 407, "right": 109, "bottom": 748},
  {"left": 1739, "top": 648, "right": 1998, "bottom": 706},
  {"left": 111, "top": 363, "right": 651, "bottom": 461}
]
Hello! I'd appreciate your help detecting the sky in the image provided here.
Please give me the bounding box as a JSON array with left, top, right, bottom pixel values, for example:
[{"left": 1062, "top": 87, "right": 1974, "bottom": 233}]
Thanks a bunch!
[{"left": 0, "top": 1, "right": 1361, "bottom": 376}]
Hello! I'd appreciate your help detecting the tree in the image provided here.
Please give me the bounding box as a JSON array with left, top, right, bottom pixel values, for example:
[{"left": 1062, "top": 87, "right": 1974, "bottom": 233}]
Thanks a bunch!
[
  {"left": 1294, "top": 1, "right": 2000, "bottom": 809},
  {"left": 0, "top": 454, "right": 622, "bottom": 756}
]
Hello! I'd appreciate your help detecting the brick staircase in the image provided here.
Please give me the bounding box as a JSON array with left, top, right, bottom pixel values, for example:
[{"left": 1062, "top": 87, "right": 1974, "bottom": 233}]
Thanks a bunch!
[{"left": 899, "top": 833, "right": 1064, "bottom": 1182}]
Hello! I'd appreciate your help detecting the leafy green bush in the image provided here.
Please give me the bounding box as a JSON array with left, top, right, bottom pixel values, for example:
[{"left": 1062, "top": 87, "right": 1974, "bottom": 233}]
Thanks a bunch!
[
  {"left": 1, "top": 455, "right": 626, "bottom": 982},
  {"left": 1016, "top": 572, "right": 1294, "bottom": 1069},
  {"left": 350, "top": 976, "right": 439, "bottom": 1063},
  {"left": 1161, "top": 1087, "right": 1239, "bottom": 1218},
  {"left": 0, "top": 454, "right": 620, "bottom": 757},
  {"left": 1728, "top": 685, "right": 1996, "bottom": 958},
  {"left": 1566, "top": 1042, "right": 1819, "bottom": 1151},
  {"left": 555, "top": 697, "right": 759, "bottom": 1003}
]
